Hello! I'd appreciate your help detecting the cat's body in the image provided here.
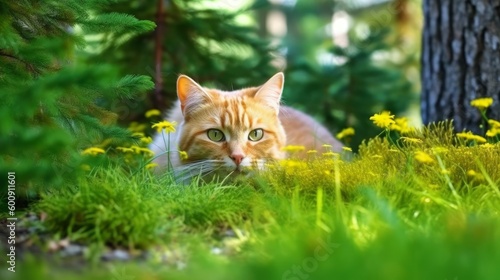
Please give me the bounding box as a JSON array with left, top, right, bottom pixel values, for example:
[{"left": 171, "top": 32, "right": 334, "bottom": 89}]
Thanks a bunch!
[{"left": 150, "top": 73, "right": 342, "bottom": 179}]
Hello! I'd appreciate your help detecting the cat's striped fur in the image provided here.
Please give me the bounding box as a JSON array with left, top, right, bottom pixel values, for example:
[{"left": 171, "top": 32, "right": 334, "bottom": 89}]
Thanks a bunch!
[{"left": 150, "top": 73, "right": 342, "bottom": 179}]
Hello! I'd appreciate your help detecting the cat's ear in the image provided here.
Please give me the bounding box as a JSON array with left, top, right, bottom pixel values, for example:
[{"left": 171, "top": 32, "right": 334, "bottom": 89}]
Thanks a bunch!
[
  {"left": 177, "top": 75, "right": 212, "bottom": 115},
  {"left": 254, "top": 72, "right": 284, "bottom": 114}
]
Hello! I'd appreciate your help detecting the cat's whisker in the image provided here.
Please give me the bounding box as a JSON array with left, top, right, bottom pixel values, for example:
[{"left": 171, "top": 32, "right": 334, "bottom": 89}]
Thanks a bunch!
[{"left": 174, "top": 159, "right": 228, "bottom": 183}]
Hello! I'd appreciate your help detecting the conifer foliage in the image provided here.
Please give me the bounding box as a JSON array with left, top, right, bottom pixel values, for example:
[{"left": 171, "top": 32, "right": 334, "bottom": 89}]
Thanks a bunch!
[{"left": 0, "top": 1, "right": 155, "bottom": 198}]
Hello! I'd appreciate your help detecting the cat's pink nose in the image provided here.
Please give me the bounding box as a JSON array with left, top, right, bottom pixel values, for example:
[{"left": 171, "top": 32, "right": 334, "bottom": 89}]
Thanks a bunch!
[{"left": 230, "top": 154, "right": 245, "bottom": 166}]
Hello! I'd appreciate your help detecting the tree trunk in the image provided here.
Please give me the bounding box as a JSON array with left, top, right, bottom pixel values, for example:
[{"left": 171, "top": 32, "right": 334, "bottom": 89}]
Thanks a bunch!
[{"left": 421, "top": 0, "right": 500, "bottom": 133}]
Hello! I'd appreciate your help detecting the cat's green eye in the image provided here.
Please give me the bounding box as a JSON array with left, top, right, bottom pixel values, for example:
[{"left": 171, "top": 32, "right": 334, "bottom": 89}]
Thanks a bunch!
[
  {"left": 248, "top": 129, "right": 264, "bottom": 141},
  {"left": 207, "top": 129, "right": 225, "bottom": 142}
]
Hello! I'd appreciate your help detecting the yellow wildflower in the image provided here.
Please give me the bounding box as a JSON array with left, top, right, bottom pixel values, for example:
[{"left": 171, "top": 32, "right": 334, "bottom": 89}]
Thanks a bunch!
[
  {"left": 179, "top": 151, "right": 188, "bottom": 160},
  {"left": 82, "top": 147, "right": 105, "bottom": 156},
  {"left": 322, "top": 144, "right": 332, "bottom": 149},
  {"left": 130, "top": 145, "right": 142, "bottom": 154},
  {"left": 139, "top": 147, "right": 155, "bottom": 157},
  {"left": 431, "top": 147, "right": 448, "bottom": 154},
  {"left": 440, "top": 169, "right": 451, "bottom": 175},
  {"left": 486, "top": 127, "right": 499, "bottom": 138},
  {"left": 322, "top": 152, "right": 339, "bottom": 157},
  {"left": 145, "top": 109, "right": 162, "bottom": 118},
  {"left": 306, "top": 150, "right": 318, "bottom": 154},
  {"left": 282, "top": 145, "right": 306, "bottom": 153},
  {"left": 336, "top": 128, "right": 355, "bottom": 140},
  {"left": 117, "top": 147, "right": 134, "bottom": 153},
  {"left": 128, "top": 145, "right": 154, "bottom": 156},
  {"left": 132, "top": 132, "right": 145, "bottom": 138},
  {"left": 280, "top": 159, "right": 307, "bottom": 170},
  {"left": 145, "top": 163, "right": 158, "bottom": 169},
  {"left": 342, "top": 147, "right": 352, "bottom": 152},
  {"left": 467, "top": 170, "right": 477, "bottom": 177},
  {"left": 470, "top": 97, "right": 493, "bottom": 110},
  {"left": 390, "top": 117, "right": 413, "bottom": 133},
  {"left": 456, "top": 131, "right": 487, "bottom": 143},
  {"left": 128, "top": 122, "right": 147, "bottom": 133},
  {"left": 370, "top": 111, "right": 395, "bottom": 128},
  {"left": 414, "top": 151, "right": 434, "bottom": 164},
  {"left": 488, "top": 119, "right": 500, "bottom": 128},
  {"left": 140, "top": 136, "right": 153, "bottom": 144},
  {"left": 480, "top": 143, "right": 495, "bottom": 149},
  {"left": 400, "top": 137, "right": 423, "bottom": 144},
  {"left": 152, "top": 121, "right": 177, "bottom": 133}
]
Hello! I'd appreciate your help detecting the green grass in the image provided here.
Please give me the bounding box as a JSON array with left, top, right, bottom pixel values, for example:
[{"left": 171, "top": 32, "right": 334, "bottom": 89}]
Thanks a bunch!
[{"left": 3, "top": 122, "right": 500, "bottom": 280}]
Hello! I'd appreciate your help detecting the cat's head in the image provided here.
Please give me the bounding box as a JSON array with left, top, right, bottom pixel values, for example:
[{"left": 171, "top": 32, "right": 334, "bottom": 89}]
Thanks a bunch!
[{"left": 176, "top": 73, "right": 287, "bottom": 176}]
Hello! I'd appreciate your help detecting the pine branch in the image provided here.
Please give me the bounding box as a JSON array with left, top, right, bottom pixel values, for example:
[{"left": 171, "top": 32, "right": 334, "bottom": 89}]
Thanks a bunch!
[{"left": 0, "top": 50, "right": 42, "bottom": 76}]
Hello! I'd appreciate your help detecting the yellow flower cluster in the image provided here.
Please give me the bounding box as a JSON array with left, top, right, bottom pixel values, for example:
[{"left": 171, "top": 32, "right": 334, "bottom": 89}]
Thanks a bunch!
[
  {"left": 486, "top": 119, "right": 500, "bottom": 138},
  {"left": 152, "top": 121, "right": 177, "bottom": 133},
  {"left": 390, "top": 117, "right": 414, "bottom": 133},
  {"left": 179, "top": 151, "right": 189, "bottom": 160},
  {"left": 145, "top": 109, "right": 161, "bottom": 118},
  {"left": 117, "top": 145, "right": 154, "bottom": 156},
  {"left": 336, "top": 128, "right": 355, "bottom": 140},
  {"left": 414, "top": 151, "right": 434, "bottom": 164},
  {"left": 145, "top": 163, "right": 158, "bottom": 169},
  {"left": 82, "top": 147, "right": 105, "bottom": 156},
  {"left": 470, "top": 97, "right": 493, "bottom": 110},
  {"left": 128, "top": 122, "right": 147, "bottom": 133},
  {"left": 456, "top": 131, "right": 487, "bottom": 143},
  {"left": 369, "top": 111, "right": 395, "bottom": 128},
  {"left": 400, "top": 137, "right": 423, "bottom": 144},
  {"left": 281, "top": 145, "right": 306, "bottom": 153}
]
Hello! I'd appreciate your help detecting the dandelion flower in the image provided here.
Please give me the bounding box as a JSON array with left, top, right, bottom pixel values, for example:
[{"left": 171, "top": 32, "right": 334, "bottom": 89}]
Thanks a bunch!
[
  {"left": 336, "top": 128, "right": 355, "bottom": 140},
  {"left": 488, "top": 119, "right": 500, "bottom": 128},
  {"left": 431, "top": 147, "right": 448, "bottom": 154},
  {"left": 139, "top": 147, "right": 155, "bottom": 157},
  {"left": 128, "top": 122, "right": 147, "bottom": 133},
  {"left": 145, "top": 109, "right": 161, "bottom": 118},
  {"left": 132, "top": 132, "right": 145, "bottom": 138},
  {"left": 370, "top": 111, "right": 395, "bottom": 128},
  {"left": 117, "top": 147, "right": 134, "bottom": 153},
  {"left": 323, "top": 152, "right": 339, "bottom": 157},
  {"left": 130, "top": 145, "right": 143, "bottom": 154},
  {"left": 140, "top": 136, "right": 153, "bottom": 144},
  {"left": 82, "top": 147, "right": 105, "bottom": 156},
  {"left": 467, "top": 170, "right": 477, "bottom": 177},
  {"left": 440, "top": 169, "right": 451, "bottom": 175},
  {"left": 152, "top": 120, "right": 177, "bottom": 133},
  {"left": 282, "top": 145, "right": 306, "bottom": 153},
  {"left": 470, "top": 97, "right": 493, "bottom": 110},
  {"left": 456, "top": 131, "right": 487, "bottom": 143},
  {"left": 486, "top": 128, "right": 499, "bottom": 138},
  {"left": 145, "top": 163, "right": 158, "bottom": 169},
  {"left": 480, "top": 143, "right": 495, "bottom": 149},
  {"left": 179, "top": 151, "right": 189, "bottom": 160},
  {"left": 400, "top": 137, "right": 423, "bottom": 144},
  {"left": 414, "top": 151, "right": 434, "bottom": 164}
]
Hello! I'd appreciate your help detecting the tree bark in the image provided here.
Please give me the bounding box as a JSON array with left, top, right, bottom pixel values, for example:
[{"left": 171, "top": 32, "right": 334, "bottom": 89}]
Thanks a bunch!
[{"left": 421, "top": 0, "right": 500, "bottom": 133}]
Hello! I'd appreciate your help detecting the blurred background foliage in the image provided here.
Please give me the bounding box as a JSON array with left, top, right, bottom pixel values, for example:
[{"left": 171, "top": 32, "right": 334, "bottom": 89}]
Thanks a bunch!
[{"left": 0, "top": 0, "right": 422, "bottom": 199}]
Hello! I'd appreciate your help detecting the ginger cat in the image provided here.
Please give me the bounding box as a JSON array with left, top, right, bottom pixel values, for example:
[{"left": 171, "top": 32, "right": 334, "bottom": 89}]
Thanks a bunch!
[{"left": 150, "top": 73, "right": 342, "bottom": 179}]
